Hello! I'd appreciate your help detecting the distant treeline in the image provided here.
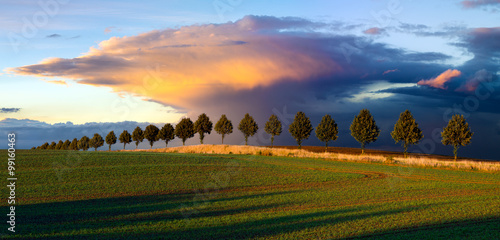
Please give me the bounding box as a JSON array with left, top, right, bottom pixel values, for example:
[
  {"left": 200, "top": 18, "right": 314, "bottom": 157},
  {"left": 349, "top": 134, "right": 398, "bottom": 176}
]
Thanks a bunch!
[{"left": 32, "top": 109, "right": 473, "bottom": 159}]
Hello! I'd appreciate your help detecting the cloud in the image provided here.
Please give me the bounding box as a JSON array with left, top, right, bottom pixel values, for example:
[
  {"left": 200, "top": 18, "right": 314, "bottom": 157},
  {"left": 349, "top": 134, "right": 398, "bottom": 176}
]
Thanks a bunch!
[
  {"left": 383, "top": 69, "right": 399, "bottom": 75},
  {"left": 417, "top": 69, "right": 462, "bottom": 89},
  {"left": 462, "top": 27, "right": 500, "bottom": 60},
  {"left": 43, "top": 79, "right": 68, "bottom": 86},
  {"left": 457, "top": 69, "right": 495, "bottom": 92},
  {"left": 7, "top": 15, "right": 462, "bottom": 131},
  {"left": 9, "top": 15, "right": 343, "bottom": 110},
  {"left": 363, "top": 27, "right": 384, "bottom": 35},
  {"left": 46, "top": 34, "right": 62, "bottom": 38},
  {"left": 104, "top": 26, "right": 116, "bottom": 34},
  {"left": 461, "top": 0, "right": 500, "bottom": 8},
  {"left": 0, "top": 108, "right": 21, "bottom": 113}
]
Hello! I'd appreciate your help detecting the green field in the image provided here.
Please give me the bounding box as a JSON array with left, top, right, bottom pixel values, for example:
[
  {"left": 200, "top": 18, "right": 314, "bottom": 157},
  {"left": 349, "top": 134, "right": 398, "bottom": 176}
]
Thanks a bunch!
[{"left": 3, "top": 150, "right": 500, "bottom": 239}]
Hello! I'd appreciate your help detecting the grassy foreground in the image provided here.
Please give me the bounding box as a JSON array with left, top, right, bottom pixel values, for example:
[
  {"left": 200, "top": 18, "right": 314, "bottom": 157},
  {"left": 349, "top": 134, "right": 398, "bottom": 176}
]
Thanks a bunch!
[{"left": 2, "top": 149, "right": 499, "bottom": 239}]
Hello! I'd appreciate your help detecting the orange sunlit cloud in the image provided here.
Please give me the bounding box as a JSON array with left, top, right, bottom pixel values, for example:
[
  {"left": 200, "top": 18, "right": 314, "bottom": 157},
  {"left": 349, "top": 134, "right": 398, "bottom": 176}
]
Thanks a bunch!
[
  {"left": 417, "top": 69, "right": 462, "bottom": 89},
  {"left": 9, "top": 16, "right": 340, "bottom": 109},
  {"left": 363, "top": 27, "right": 383, "bottom": 35},
  {"left": 383, "top": 69, "right": 398, "bottom": 75}
]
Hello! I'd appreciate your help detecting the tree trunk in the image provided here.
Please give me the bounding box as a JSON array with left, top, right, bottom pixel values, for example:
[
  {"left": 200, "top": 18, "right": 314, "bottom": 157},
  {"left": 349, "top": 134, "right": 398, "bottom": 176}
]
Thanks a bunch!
[
  {"left": 123, "top": 143, "right": 126, "bottom": 150},
  {"left": 221, "top": 135, "right": 224, "bottom": 144},
  {"left": 361, "top": 143, "right": 365, "bottom": 154},
  {"left": 271, "top": 136, "right": 274, "bottom": 148},
  {"left": 453, "top": 145, "right": 458, "bottom": 161},
  {"left": 109, "top": 145, "right": 111, "bottom": 151},
  {"left": 404, "top": 142, "right": 408, "bottom": 158},
  {"left": 245, "top": 136, "right": 248, "bottom": 145},
  {"left": 325, "top": 142, "right": 328, "bottom": 152},
  {"left": 182, "top": 139, "right": 186, "bottom": 146}
]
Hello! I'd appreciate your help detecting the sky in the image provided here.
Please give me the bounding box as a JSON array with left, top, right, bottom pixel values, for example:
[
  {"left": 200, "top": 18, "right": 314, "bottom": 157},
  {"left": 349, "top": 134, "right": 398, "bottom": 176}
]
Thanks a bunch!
[{"left": 1, "top": 0, "right": 500, "bottom": 160}]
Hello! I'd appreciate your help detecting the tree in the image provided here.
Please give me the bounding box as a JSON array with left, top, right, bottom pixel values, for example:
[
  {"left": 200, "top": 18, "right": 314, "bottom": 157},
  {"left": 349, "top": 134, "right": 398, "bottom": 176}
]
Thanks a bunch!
[
  {"left": 238, "top": 113, "right": 258, "bottom": 145},
  {"left": 289, "top": 112, "right": 313, "bottom": 149},
  {"left": 69, "top": 138, "right": 79, "bottom": 150},
  {"left": 350, "top": 109, "right": 380, "bottom": 154},
  {"left": 391, "top": 110, "right": 423, "bottom": 157},
  {"left": 215, "top": 114, "right": 233, "bottom": 144},
  {"left": 78, "top": 136, "right": 90, "bottom": 151},
  {"left": 264, "top": 114, "right": 282, "bottom": 148},
  {"left": 175, "top": 118, "right": 195, "bottom": 146},
  {"left": 55, "top": 140, "right": 64, "bottom": 150},
  {"left": 49, "top": 141, "right": 56, "bottom": 150},
  {"left": 62, "top": 140, "right": 71, "bottom": 150},
  {"left": 132, "top": 126, "right": 144, "bottom": 149},
  {"left": 315, "top": 114, "right": 338, "bottom": 151},
  {"left": 89, "top": 133, "right": 104, "bottom": 151},
  {"left": 119, "top": 130, "right": 132, "bottom": 150},
  {"left": 441, "top": 114, "right": 473, "bottom": 160},
  {"left": 40, "top": 142, "right": 49, "bottom": 150},
  {"left": 144, "top": 125, "right": 160, "bottom": 149},
  {"left": 157, "top": 123, "right": 175, "bottom": 147},
  {"left": 105, "top": 131, "right": 117, "bottom": 151},
  {"left": 194, "top": 113, "right": 213, "bottom": 144}
]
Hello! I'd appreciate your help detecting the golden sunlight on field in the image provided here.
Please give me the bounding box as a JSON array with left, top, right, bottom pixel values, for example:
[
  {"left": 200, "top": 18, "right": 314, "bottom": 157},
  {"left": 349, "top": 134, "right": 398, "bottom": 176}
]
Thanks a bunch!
[{"left": 128, "top": 145, "right": 500, "bottom": 172}]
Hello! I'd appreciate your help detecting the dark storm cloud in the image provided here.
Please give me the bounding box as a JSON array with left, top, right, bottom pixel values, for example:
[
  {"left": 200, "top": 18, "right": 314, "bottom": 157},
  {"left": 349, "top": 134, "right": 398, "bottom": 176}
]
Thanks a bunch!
[{"left": 457, "top": 27, "right": 500, "bottom": 63}]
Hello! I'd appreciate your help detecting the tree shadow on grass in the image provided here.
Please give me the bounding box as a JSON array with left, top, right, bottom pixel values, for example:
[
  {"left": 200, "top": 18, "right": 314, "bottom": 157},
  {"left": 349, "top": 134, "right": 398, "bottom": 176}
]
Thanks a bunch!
[
  {"left": 14, "top": 197, "right": 426, "bottom": 239},
  {"left": 11, "top": 193, "right": 499, "bottom": 240},
  {"left": 348, "top": 217, "right": 500, "bottom": 240},
  {"left": 16, "top": 190, "right": 301, "bottom": 237}
]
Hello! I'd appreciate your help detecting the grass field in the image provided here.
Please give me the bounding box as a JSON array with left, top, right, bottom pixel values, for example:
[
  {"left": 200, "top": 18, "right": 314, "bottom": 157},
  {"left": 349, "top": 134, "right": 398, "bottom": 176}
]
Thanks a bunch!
[{"left": 2, "top": 149, "right": 499, "bottom": 239}]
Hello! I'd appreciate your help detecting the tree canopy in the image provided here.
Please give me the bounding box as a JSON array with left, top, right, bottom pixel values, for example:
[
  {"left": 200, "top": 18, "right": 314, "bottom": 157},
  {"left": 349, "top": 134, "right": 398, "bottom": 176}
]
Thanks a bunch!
[
  {"left": 144, "top": 124, "right": 160, "bottom": 149},
  {"left": 315, "top": 114, "right": 338, "bottom": 151},
  {"left": 119, "top": 130, "right": 132, "bottom": 150},
  {"left": 132, "top": 126, "right": 144, "bottom": 149},
  {"left": 441, "top": 114, "right": 473, "bottom": 160},
  {"left": 194, "top": 113, "right": 213, "bottom": 144},
  {"left": 158, "top": 123, "right": 175, "bottom": 147},
  {"left": 238, "top": 113, "right": 258, "bottom": 145},
  {"left": 105, "top": 131, "right": 117, "bottom": 151},
  {"left": 90, "top": 133, "right": 104, "bottom": 151},
  {"left": 264, "top": 114, "right": 282, "bottom": 147},
  {"left": 55, "top": 140, "right": 64, "bottom": 150},
  {"left": 175, "top": 118, "right": 195, "bottom": 146},
  {"left": 350, "top": 109, "right": 380, "bottom": 154},
  {"left": 289, "top": 111, "right": 313, "bottom": 149},
  {"left": 69, "top": 138, "right": 79, "bottom": 150},
  {"left": 215, "top": 114, "right": 233, "bottom": 144},
  {"left": 391, "top": 110, "right": 423, "bottom": 157},
  {"left": 78, "top": 136, "right": 90, "bottom": 151}
]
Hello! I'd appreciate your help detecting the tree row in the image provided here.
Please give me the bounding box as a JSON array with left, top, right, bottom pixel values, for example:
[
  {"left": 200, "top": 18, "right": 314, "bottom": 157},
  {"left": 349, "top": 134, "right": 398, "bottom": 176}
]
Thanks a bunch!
[{"left": 33, "top": 110, "right": 473, "bottom": 159}]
